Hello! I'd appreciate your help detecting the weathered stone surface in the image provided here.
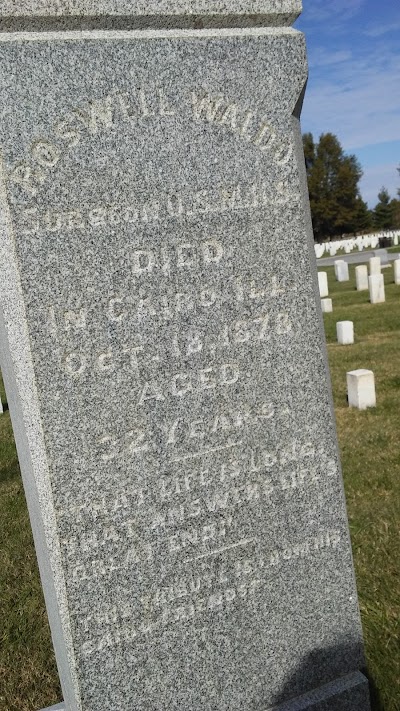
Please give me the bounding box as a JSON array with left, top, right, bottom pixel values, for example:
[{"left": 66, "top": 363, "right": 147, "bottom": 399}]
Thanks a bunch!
[
  {"left": 0, "top": 1, "right": 302, "bottom": 30},
  {"left": 0, "top": 21, "right": 368, "bottom": 711},
  {"left": 268, "top": 671, "right": 370, "bottom": 710}
]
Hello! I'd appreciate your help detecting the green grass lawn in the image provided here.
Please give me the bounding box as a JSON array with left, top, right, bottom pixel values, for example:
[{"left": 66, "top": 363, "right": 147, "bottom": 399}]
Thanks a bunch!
[
  {"left": 321, "top": 264, "right": 400, "bottom": 710},
  {"left": 0, "top": 264, "right": 399, "bottom": 710}
]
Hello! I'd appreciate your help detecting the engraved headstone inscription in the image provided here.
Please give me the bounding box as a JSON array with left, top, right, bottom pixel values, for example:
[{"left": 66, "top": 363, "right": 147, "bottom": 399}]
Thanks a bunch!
[{"left": 0, "top": 3, "right": 371, "bottom": 711}]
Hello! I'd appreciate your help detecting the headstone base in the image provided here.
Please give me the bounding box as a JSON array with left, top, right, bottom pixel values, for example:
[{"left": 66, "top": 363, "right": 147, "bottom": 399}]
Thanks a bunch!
[
  {"left": 42, "top": 673, "right": 370, "bottom": 711},
  {"left": 268, "top": 671, "right": 370, "bottom": 710}
]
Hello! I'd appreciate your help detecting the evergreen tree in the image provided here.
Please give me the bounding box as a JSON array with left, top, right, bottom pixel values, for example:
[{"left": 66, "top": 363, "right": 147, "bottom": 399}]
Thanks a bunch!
[
  {"left": 373, "top": 187, "right": 394, "bottom": 229},
  {"left": 303, "top": 132, "right": 366, "bottom": 241},
  {"left": 353, "top": 196, "right": 372, "bottom": 233},
  {"left": 390, "top": 198, "right": 400, "bottom": 229},
  {"left": 303, "top": 132, "right": 315, "bottom": 173}
]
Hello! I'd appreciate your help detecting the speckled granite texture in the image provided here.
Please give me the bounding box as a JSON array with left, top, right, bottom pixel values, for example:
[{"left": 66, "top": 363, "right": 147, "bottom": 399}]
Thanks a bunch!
[
  {"left": 0, "top": 22, "right": 369, "bottom": 711},
  {"left": 0, "top": 0, "right": 301, "bottom": 29},
  {"left": 0, "top": 0, "right": 301, "bottom": 18},
  {"left": 268, "top": 671, "right": 370, "bottom": 710}
]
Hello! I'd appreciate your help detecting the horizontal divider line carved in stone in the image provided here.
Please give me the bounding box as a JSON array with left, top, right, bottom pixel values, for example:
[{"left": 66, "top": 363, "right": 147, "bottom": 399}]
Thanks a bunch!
[{"left": 0, "top": 13, "right": 300, "bottom": 31}]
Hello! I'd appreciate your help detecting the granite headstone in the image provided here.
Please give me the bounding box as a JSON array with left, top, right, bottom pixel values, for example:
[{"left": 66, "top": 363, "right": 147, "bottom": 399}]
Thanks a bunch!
[{"left": 0, "top": 2, "right": 370, "bottom": 710}]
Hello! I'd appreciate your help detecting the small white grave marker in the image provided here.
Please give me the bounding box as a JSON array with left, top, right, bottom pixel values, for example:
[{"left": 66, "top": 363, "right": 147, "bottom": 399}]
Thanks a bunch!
[
  {"left": 368, "top": 274, "right": 385, "bottom": 304},
  {"left": 334, "top": 260, "right": 349, "bottom": 282},
  {"left": 336, "top": 321, "right": 354, "bottom": 345},
  {"left": 318, "top": 272, "right": 329, "bottom": 298},
  {"left": 321, "top": 298, "right": 333, "bottom": 313},
  {"left": 355, "top": 265, "right": 368, "bottom": 291},
  {"left": 394, "top": 259, "right": 400, "bottom": 285},
  {"left": 347, "top": 369, "right": 376, "bottom": 409}
]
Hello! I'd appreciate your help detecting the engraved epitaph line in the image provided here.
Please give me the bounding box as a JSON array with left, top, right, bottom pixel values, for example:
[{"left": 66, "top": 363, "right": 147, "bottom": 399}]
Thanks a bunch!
[
  {"left": 185, "top": 538, "right": 254, "bottom": 564},
  {"left": 169, "top": 440, "right": 242, "bottom": 463}
]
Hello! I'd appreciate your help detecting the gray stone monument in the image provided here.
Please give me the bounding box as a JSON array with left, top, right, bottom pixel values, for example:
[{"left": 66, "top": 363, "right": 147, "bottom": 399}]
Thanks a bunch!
[{"left": 0, "top": 2, "right": 371, "bottom": 710}]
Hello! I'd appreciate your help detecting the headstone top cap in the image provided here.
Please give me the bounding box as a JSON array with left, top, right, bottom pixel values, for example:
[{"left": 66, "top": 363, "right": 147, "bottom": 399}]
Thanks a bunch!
[
  {"left": 348, "top": 369, "right": 374, "bottom": 377},
  {"left": 0, "top": 0, "right": 302, "bottom": 28}
]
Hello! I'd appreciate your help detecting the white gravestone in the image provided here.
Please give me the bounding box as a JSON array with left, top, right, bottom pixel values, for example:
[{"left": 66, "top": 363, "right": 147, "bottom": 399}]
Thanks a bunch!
[
  {"left": 394, "top": 259, "right": 400, "bottom": 285},
  {"left": 368, "top": 275, "right": 385, "bottom": 304},
  {"left": 373, "top": 249, "right": 389, "bottom": 266},
  {"left": 355, "top": 265, "right": 368, "bottom": 291},
  {"left": 336, "top": 322, "right": 354, "bottom": 345},
  {"left": 369, "top": 257, "right": 381, "bottom": 276},
  {"left": 321, "top": 298, "right": 333, "bottom": 313},
  {"left": 347, "top": 370, "right": 376, "bottom": 410},
  {"left": 334, "top": 260, "right": 349, "bottom": 282},
  {"left": 318, "top": 272, "right": 328, "bottom": 298}
]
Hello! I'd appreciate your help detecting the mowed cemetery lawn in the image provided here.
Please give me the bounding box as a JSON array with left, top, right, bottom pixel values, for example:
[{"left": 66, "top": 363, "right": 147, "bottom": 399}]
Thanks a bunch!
[
  {"left": 322, "top": 263, "right": 400, "bottom": 710},
  {"left": 0, "top": 263, "right": 399, "bottom": 710}
]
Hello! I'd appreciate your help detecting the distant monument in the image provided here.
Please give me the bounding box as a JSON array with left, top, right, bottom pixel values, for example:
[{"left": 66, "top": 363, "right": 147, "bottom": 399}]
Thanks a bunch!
[{"left": 0, "top": 2, "right": 370, "bottom": 710}]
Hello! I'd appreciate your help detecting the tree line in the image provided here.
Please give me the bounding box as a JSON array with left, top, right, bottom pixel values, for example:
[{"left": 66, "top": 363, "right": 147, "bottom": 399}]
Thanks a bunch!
[{"left": 303, "top": 132, "right": 400, "bottom": 242}]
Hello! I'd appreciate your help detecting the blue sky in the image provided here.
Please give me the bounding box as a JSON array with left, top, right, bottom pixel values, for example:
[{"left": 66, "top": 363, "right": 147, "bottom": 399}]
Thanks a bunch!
[{"left": 295, "top": 0, "right": 400, "bottom": 207}]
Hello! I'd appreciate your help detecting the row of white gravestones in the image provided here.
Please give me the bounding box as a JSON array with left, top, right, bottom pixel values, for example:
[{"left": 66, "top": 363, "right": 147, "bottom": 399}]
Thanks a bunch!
[
  {"left": 314, "top": 229, "right": 400, "bottom": 259},
  {"left": 319, "top": 256, "right": 400, "bottom": 296},
  {"left": 316, "top": 262, "right": 378, "bottom": 411},
  {"left": 334, "top": 255, "right": 384, "bottom": 284},
  {"left": 332, "top": 323, "right": 377, "bottom": 411},
  {"left": 334, "top": 326, "right": 376, "bottom": 413},
  {"left": 333, "top": 322, "right": 376, "bottom": 411}
]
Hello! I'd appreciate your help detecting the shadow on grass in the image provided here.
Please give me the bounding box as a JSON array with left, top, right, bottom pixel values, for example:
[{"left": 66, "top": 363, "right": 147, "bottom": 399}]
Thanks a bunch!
[
  {"left": 0, "top": 460, "right": 20, "bottom": 484},
  {"left": 269, "top": 642, "right": 384, "bottom": 710}
]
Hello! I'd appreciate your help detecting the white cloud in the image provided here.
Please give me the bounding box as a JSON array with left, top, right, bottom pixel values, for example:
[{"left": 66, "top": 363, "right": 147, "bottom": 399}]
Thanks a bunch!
[
  {"left": 309, "top": 49, "right": 352, "bottom": 68},
  {"left": 364, "top": 20, "right": 400, "bottom": 37},
  {"left": 301, "top": 47, "right": 400, "bottom": 149},
  {"left": 303, "top": 0, "right": 366, "bottom": 26}
]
